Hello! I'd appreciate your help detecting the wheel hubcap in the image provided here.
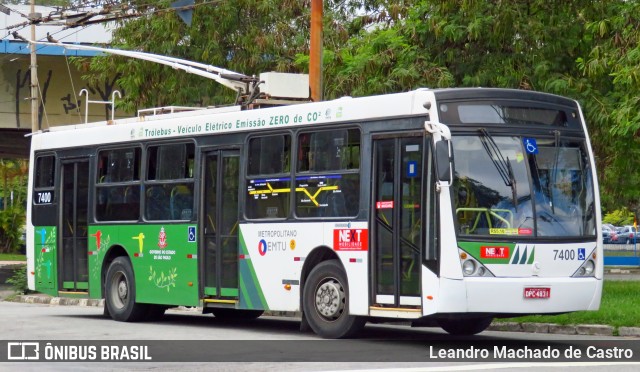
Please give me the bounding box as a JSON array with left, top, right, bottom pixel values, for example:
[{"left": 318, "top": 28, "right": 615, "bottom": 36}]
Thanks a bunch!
[
  {"left": 117, "top": 280, "right": 128, "bottom": 300},
  {"left": 315, "top": 279, "right": 344, "bottom": 319},
  {"left": 110, "top": 272, "right": 128, "bottom": 309}
]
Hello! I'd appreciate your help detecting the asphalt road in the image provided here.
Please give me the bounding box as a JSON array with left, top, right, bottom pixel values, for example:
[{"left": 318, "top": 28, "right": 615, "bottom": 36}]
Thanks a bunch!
[{"left": 1, "top": 300, "right": 639, "bottom": 371}]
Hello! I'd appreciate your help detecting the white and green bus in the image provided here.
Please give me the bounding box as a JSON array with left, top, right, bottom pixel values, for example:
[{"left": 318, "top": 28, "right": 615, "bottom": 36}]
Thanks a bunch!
[{"left": 27, "top": 88, "right": 602, "bottom": 338}]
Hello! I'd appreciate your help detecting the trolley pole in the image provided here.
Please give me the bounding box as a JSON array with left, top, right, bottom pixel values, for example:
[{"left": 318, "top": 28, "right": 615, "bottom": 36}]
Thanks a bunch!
[
  {"left": 29, "top": 0, "right": 39, "bottom": 132},
  {"left": 310, "top": 0, "right": 323, "bottom": 102}
]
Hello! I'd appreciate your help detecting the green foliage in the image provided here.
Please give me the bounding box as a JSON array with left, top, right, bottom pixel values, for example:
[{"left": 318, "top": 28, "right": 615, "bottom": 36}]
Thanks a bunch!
[
  {"left": 0, "top": 207, "right": 26, "bottom": 253},
  {"left": 5, "top": 265, "right": 28, "bottom": 295},
  {"left": 603, "top": 208, "right": 636, "bottom": 226},
  {"left": 75, "top": 0, "right": 640, "bottom": 210},
  {"left": 0, "top": 159, "right": 27, "bottom": 254}
]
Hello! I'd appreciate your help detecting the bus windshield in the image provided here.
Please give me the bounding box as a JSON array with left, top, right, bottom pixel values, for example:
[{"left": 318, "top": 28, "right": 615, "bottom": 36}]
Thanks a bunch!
[{"left": 452, "top": 134, "right": 596, "bottom": 238}]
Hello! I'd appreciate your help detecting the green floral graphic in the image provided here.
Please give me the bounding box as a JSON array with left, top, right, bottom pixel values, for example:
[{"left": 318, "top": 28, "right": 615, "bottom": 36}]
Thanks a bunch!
[
  {"left": 91, "top": 234, "right": 111, "bottom": 279},
  {"left": 148, "top": 266, "right": 178, "bottom": 292},
  {"left": 35, "top": 228, "right": 56, "bottom": 280}
]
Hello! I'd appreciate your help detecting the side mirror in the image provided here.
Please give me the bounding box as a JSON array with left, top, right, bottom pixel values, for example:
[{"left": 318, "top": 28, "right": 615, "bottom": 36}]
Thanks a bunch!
[{"left": 435, "top": 140, "right": 452, "bottom": 183}]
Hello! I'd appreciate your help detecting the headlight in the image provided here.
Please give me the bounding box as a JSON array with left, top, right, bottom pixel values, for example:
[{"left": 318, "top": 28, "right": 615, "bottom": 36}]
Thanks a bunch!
[
  {"left": 458, "top": 248, "right": 495, "bottom": 277},
  {"left": 572, "top": 253, "right": 597, "bottom": 277},
  {"left": 583, "top": 260, "right": 595, "bottom": 275},
  {"left": 462, "top": 260, "right": 476, "bottom": 275}
]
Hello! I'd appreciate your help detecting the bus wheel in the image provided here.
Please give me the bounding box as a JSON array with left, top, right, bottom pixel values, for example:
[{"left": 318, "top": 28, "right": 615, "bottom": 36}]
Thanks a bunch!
[
  {"left": 437, "top": 316, "right": 493, "bottom": 335},
  {"left": 303, "top": 259, "right": 365, "bottom": 339},
  {"left": 211, "top": 308, "right": 264, "bottom": 320},
  {"left": 105, "top": 257, "right": 147, "bottom": 322}
]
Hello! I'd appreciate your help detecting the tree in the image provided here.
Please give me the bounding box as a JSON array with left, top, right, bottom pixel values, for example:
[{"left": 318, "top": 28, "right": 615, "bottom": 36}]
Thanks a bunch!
[
  {"left": 563, "top": 1, "right": 640, "bottom": 210},
  {"left": 75, "top": 0, "right": 390, "bottom": 110},
  {"left": 322, "top": 1, "right": 640, "bottom": 211},
  {"left": 75, "top": 0, "right": 640, "bottom": 211}
]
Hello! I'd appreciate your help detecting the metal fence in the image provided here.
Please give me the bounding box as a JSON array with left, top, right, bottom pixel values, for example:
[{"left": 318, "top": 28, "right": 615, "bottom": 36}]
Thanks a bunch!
[{"left": 604, "top": 243, "right": 640, "bottom": 266}]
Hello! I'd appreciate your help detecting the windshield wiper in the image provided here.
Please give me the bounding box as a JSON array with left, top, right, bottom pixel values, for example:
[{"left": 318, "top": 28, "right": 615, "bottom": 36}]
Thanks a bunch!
[{"left": 479, "top": 128, "right": 518, "bottom": 209}]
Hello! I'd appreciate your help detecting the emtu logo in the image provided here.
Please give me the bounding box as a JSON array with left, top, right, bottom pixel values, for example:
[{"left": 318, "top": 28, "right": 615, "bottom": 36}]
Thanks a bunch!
[{"left": 258, "top": 239, "right": 268, "bottom": 256}]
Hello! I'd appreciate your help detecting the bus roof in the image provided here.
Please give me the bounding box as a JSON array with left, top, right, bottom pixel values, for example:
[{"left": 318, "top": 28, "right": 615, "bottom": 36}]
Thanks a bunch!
[
  {"left": 30, "top": 89, "right": 435, "bottom": 152},
  {"left": 30, "top": 87, "right": 580, "bottom": 153}
]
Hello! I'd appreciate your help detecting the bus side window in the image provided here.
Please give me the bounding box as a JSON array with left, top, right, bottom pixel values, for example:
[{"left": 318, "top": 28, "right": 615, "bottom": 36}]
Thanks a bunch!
[
  {"left": 246, "top": 134, "right": 291, "bottom": 219},
  {"left": 145, "top": 143, "right": 195, "bottom": 221},
  {"left": 295, "top": 128, "right": 360, "bottom": 218},
  {"left": 95, "top": 147, "right": 141, "bottom": 222}
]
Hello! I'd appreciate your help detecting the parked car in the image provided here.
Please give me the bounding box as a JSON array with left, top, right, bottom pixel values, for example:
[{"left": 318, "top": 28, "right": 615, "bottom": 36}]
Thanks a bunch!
[
  {"left": 616, "top": 225, "right": 638, "bottom": 244},
  {"left": 602, "top": 225, "right": 618, "bottom": 244}
]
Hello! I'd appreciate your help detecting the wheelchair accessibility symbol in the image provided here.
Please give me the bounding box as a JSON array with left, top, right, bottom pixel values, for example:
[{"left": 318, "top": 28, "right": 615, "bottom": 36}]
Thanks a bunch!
[
  {"left": 188, "top": 226, "right": 196, "bottom": 242},
  {"left": 523, "top": 138, "right": 539, "bottom": 154},
  {"left": 578, "top": 248, "right": 586, "bottom": 260}
]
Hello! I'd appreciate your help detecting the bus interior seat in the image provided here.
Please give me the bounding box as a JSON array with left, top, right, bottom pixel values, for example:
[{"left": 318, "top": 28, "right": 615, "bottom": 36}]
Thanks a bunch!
[
  {"left": 146, "top": 187, "right": 169, "bottom": 220},
  {"left": 170, "top": 185, "right": 193, "bottom": 220}
]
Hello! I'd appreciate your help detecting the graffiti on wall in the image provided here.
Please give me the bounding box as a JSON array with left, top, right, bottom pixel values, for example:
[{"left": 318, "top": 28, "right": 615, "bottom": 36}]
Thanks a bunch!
[{"left": 12, "top": 66, "right": 123, "bottom": 129}]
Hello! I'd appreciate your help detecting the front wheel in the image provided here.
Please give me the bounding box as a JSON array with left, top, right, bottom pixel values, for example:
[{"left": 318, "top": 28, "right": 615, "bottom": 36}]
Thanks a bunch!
[
  {"left": 302, "top": 260, "right": 365, "bottom": 338},
  {"left": 105, "top": 256, "right": 147, "bottom": 322},
  {"left": 437, "top": 316, "right": 493, "bottom": 335}
]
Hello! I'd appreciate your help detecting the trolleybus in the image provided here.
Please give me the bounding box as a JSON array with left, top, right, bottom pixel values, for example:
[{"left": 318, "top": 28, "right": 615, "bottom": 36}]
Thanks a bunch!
[{"left": 27, "top": 87, "right": 602, "bottom": 338}]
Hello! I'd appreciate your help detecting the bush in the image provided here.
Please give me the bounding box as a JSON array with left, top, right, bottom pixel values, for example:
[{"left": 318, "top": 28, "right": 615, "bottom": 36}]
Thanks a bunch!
[
  {"left": 0, "top": 206, "right": 26, "bottom": 254},
  {"left": 5, "top": 265, "right": 28, "bottom": 294},
  {"left": 602, "top": 208, "right": 635, "bottom": 226}
]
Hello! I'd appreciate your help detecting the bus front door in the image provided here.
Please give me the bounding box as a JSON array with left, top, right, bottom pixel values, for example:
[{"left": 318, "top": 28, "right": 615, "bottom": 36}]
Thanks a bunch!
[
  {"left": 59, "top": 159, "right": 90, "bottom": 293},
  {"left": 201, "top": 150, "right": 240, "bottom": 301},
  {"left": 372, "top": 137, "right": 424, "bottom": 308}
]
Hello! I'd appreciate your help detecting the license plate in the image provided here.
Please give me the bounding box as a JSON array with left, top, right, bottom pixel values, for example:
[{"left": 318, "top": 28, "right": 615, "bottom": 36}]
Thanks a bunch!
[{"left": 524, "top": 287, "right": 550, "bottom": 299}]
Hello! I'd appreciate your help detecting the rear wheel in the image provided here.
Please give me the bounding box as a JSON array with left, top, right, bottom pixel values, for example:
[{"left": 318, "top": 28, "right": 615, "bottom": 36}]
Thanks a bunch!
[
  {"left": 437, "top": 316, "right": 493, "bottom": 335},
  {"left": 105, "top": 257, "right": 147, "bottom": 322},
  {"left": 303, "top": 259, "right": 365, "bottom": 338},
  {"left": 211, "top": 308, "right": 264, "bottom": 320}
]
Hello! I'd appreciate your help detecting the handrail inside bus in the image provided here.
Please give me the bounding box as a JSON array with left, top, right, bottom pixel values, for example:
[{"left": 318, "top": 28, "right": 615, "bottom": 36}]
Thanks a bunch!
[{"left": 456, "top": 207, "right": 513, "bottom": 234}]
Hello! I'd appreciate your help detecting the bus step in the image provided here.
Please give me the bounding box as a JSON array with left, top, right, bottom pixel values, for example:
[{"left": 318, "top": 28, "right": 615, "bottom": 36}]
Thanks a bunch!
[{"left": 202, "top": 298, "right": 238, "bottom": 304}]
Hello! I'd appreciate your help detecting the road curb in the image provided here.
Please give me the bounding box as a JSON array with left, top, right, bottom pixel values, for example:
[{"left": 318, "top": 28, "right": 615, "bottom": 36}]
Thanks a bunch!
[
  {"left": 8, "top": 294, "right": 640, "bottom": 338},
  {"left": 488, "top": 322, "right": 625, "bottom": 337}
]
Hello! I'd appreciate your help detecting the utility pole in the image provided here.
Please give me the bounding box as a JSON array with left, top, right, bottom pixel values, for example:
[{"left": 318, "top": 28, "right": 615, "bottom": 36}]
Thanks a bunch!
[
  {"left": 310, "top": 0, "right": 323, "bottom": 102},
  {"left": 29, "top": 0, "right": 39, "bottom": 132}
]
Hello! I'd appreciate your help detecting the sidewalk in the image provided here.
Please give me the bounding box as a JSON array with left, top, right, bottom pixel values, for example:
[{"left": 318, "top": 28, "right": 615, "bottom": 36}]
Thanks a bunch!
[{"left": 2, "top": 261, "right": 640, "bottom": 338}]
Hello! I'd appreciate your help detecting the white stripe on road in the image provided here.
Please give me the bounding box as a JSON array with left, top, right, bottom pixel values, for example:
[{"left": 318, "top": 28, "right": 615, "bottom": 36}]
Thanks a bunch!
[{"left": 324, "top": 362, "right": 640, "bottom": 372}]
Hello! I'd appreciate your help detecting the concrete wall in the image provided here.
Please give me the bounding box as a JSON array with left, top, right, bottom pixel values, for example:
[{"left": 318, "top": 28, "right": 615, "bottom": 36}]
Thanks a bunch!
[{"left": 0, "top": 54, "right": 125, "bottom": 130}]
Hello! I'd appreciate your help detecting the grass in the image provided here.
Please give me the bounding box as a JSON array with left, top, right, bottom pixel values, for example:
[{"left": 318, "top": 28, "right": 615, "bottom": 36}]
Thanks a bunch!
[
  {"left": 604, "top": 250, "right": 639, "bottom": 257},
  {"left": 0, "top": 253, "right": 26, "bottom": 261},
  {"left": 496, "top": 280, "right": 640, "bottom": 328}
]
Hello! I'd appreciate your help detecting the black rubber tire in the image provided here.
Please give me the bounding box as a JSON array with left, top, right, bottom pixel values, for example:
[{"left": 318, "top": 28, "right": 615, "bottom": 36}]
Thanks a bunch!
[
  {"left": 211, "top": 308, "right": 264, "bottom": 320},
  {"left": 302, "top": 259, "right": 365, "bottom": 338},
  {"left": 437, "top": 316, "right": 493, "bottom": 335},
  {"left": 105, "top": 256, "right": 147, "bottom": 322}
]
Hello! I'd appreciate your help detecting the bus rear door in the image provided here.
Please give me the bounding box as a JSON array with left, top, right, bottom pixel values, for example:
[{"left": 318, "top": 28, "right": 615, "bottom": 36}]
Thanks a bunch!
[{"left": 59, "top": 158, "right": 90, "bottom": 293}]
